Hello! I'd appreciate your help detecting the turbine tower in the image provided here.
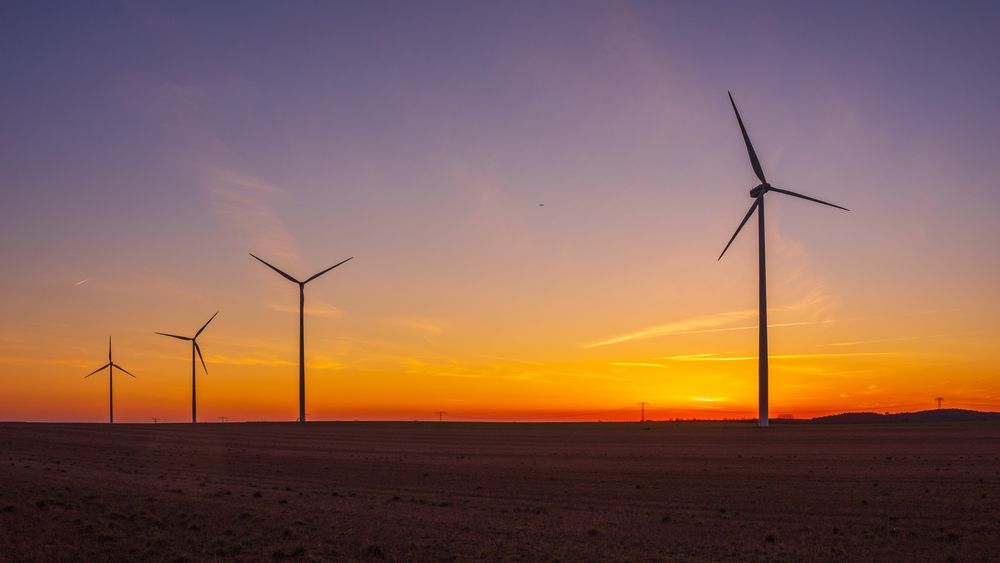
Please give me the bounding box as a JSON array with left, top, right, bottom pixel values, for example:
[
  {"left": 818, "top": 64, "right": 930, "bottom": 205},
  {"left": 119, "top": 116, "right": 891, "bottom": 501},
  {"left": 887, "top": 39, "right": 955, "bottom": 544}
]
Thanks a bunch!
[
  {"left": 251, "top": 253, "right": 353, "bottom": 423},
  {"left": 718, "top": 92, "right": 849, "bottom": 427},
  {"left": 156, "top": 312, "right": 218, "bottom": 423},
  {"left": 84, "top": 337, "right": 136, "bottom": 424}
]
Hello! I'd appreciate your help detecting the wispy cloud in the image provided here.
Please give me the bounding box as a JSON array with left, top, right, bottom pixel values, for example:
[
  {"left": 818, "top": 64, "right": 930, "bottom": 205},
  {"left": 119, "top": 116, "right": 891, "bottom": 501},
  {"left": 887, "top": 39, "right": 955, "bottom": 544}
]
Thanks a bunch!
[
  {"left": 659, "top": 353, "right": 750, "bottom": 362},
  {"left": 493, "top": 357, "right": 629, "bottom": 381},
  {"left": 655, "top": 352, "right": 896, "bottom": 362},
  {"left": 206, "top": 355, "right": 294, "bottom": 367},
  {"left": 206, "top": 354, "right": 344, "bottom": 370},
  {"left": 385, "top": 317, "right": 444, "bottom": 336},
  {"left": 587, "top": 316, "right": 835, "bottom": 348},
  {"left": 0, "top": 355, "right": 93, "bottom": 368},
  {"left": 117, "top": 74, "right": 299, "bottom": 262},
  {"left": 204, "top": 166, "right": 298, "bottom": 261},
  {"left": 828, "top": 334, "right": 949, "bottom": 347},
  {"left": 586, "top": 309, "right": 758, "bottom": 348},
  {"left": 401, "top": 356, "right": 627, "bottom": 383},
  {"left": 609, "top": 362, "right": 666, "bottom": 368},
  {"left": 74, "top": 278, "right": 90, "bottom": 286},
  {"left": 270, "top": 303, "right": 344, "bottom": 318}
]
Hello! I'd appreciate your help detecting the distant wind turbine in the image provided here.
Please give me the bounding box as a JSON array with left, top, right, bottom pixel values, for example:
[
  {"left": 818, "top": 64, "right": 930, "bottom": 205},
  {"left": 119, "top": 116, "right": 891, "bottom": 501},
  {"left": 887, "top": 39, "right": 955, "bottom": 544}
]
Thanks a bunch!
[
  {"left": 718, "top": 91, "right": 849, "bottom": 427},
  {"left": 156, "top": 312, "right": 218, "bottom": 423},
  {"left": 251, "top": 253, "right": 353, "bottom": 423},
  {"left": 84, "top": 337, "right": 136, "bottom": 424}
]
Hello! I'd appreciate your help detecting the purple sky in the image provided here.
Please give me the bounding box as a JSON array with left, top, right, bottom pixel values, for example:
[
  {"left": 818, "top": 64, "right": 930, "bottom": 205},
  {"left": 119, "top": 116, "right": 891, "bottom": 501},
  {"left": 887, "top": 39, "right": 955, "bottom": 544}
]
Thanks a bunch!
[{"left": 1, "top": 1, "right": 999, "bottom": 421}]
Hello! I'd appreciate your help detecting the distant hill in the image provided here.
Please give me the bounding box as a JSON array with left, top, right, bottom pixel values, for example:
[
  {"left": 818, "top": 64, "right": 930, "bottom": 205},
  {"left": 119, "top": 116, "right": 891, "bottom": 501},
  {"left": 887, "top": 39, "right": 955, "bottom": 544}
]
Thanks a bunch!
[{"left": 811, "top": 408, "right": 1000, "bottom": 424}]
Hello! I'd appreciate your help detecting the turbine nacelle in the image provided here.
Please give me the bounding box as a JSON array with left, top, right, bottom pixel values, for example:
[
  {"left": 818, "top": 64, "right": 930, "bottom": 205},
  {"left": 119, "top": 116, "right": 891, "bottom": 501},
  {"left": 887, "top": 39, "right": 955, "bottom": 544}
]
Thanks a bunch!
[{"left": 749, "top": 183, "right": 770, "bottom": 198}]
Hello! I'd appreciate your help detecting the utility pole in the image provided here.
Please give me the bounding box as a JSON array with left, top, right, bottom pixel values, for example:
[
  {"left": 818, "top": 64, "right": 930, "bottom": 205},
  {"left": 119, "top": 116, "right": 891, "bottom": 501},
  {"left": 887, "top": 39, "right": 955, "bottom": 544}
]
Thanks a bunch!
[
  {"left": 935, "top": 397, "right": 944, "bottom": 409},
  {"left": 434, "top": 411, "right": 446, "bottom": 422},
  {"left": 217, "top": 415, "right": 228, "bottom": 423},
  {"left": 152, "top": 417, "right": 160, "bottom": 424},
  {"left": 636, "top": 402, "right": 649, "bottom": 422}
]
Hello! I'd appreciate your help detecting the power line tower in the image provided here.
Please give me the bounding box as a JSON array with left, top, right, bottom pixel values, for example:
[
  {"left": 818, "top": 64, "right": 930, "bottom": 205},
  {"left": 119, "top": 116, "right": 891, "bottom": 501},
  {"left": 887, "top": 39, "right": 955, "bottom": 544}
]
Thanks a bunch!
[
  {"left": 935, "top": 397, "right": 944, "bottom": 409},
  {"left": 152, "top": 417, "right": 160, "bottom": 424},
  {"left": 434, "top": 411, "right": 446, "bottom": 422},
  {"left": 217, "top": 415, "right": 228, "bottom": 423},
  {"left": 636, "top": 402, "right": 649, "bottom": 422}
]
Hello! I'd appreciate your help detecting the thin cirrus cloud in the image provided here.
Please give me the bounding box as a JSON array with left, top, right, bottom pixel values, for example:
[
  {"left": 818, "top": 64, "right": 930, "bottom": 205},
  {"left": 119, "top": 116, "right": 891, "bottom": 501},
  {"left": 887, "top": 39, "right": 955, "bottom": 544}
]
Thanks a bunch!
[
  {"left": 585, "top": 291, "right": 838, "bottom": 349},
  {"left": 656, "top": 352, "right": 898, "bottom": 362},
  {"left": 827, "top": 334, "right": 950, "bottom": 347},
  {"left": 586, "top": 315, "right": 835, "bottom": 349},
  {"left": 385, "top": 317, "right": 444, "bottom": 336},
  {"left": 269, "top": 303, "right": 345, "bottom": 318},
  {"left": 0, "top": 355, "right": 93, "bottom": 368},
  {"left": 119, "top": 74, "right": 301, "bottom": 263},
  {"left": 202, "top": 354, "right": 293, "bottom": 367},
  {"left": 586, "top": 309, "right": 759, "bottom": 349},
  {"left": 204, "top": 166, "right": 299, "bottom": 262},
  {"left": 206, "top": 354, "right": 344, "bottom": 370},
  {"left": 609, "top": 362, "right": 667, "bottom": 368}
]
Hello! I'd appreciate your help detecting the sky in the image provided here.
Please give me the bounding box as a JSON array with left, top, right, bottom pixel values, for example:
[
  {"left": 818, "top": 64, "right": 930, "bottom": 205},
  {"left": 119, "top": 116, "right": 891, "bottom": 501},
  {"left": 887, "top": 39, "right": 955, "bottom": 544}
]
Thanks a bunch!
[{"left": 1, "top": 1, "right": 999, "bottom": 422}]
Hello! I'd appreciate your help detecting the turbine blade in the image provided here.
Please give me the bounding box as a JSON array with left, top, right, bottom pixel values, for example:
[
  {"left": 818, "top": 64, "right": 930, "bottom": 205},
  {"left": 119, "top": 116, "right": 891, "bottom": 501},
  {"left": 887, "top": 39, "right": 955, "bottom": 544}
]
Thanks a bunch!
[
  {"left": 108, "top": 336, "right": 112, "bottom": 362},
  {"left": 769, "top": 187, "right": 850, "bottom": 211},
  {"left": 194, "top": 342, "right": 208, "bottom": 374},
  {"left": 112, "top": 363, "right": 136, "bottom": 378},
  {"left": 728, "top": 91, "right": 766, "bottom": 184},
  {"left": 718, "top": 199, "right": 760, "bottom": 261},
  {"left": 85, "top": 363, "right": 110, "bottom": 378},
  {"left": 304, "top": 257, "right": 354, "bottom": 284},
  {"left": 195, "top": 311, "right": 218, "bottom": 338},
  {"left": 155, "top": 332, "right": 191, "bottom": 341},
  {"left": 250, "top": 253, "right": 300, "bottom": 284}
]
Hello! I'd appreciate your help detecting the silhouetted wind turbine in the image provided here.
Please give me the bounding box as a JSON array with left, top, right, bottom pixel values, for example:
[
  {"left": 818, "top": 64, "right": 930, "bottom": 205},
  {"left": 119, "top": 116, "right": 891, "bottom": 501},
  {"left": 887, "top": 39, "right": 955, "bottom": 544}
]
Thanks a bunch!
[
  {"left": 156, "top": 312, "right": 218, "bottom": 423},
  {"left": 84, "top": 337, "right": 135, "bottom": 424},
  {"left": 251, "top": 253, "right": 353, "bottom": 423},
  {"left": 718, "top": 91, "right": 849, "bottom": 428}
]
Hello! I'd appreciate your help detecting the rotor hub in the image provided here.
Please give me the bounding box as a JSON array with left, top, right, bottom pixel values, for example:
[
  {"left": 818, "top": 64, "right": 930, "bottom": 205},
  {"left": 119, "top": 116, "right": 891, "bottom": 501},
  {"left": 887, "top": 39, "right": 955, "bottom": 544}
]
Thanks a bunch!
[{"left": 750, "top": 183, "right": 770, "bottom": 198}]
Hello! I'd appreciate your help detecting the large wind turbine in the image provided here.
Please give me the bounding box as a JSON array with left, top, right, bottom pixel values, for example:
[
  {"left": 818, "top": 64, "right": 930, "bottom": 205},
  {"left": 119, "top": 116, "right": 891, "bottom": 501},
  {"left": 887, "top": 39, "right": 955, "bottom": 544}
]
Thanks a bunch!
[
  {"left": 718, "top": 92, "right": 849, "bottom": 427},
  {"left": 84, "top": 337, "right": 136, "bottom": 424},
  {"left": 251, "top": 253, "right": 353, "bottom": 422},
  {"left": 156, "top": 312, "right": 218, "bottom": 423}
]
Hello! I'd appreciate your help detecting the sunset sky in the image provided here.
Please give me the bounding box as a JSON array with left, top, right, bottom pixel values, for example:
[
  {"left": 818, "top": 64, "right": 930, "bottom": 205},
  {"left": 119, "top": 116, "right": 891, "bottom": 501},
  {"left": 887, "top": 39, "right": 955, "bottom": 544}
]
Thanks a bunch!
[{"left": 2, "top": 1, "right": 999, "bottom": 422}]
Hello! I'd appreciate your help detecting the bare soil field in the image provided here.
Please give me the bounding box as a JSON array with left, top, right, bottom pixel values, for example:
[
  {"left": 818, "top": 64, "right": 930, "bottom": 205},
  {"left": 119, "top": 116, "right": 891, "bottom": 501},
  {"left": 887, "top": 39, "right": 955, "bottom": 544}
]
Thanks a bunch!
[{"left": 1, "top": 421, "right": 998, "bottom": 562}]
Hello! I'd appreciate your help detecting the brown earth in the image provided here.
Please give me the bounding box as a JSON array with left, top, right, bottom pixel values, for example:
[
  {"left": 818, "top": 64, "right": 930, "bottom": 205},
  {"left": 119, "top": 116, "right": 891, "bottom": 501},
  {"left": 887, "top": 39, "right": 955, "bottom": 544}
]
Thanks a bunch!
[{"left": 1, "top": 421, "right": 998, "bottom": 562}]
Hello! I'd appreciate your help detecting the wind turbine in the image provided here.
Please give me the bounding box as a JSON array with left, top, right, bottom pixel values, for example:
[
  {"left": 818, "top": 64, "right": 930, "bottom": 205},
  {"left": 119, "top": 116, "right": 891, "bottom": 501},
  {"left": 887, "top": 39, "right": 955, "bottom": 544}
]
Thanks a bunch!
[
  {"left": 156, "top": 312, "right": 218, "bottom": 423},
  {"left": 718, "top": 92, "right": 849, "bottom": 427},
  {"left": 251, "top": 253, "right": 353, "bottom": 422},
  {"left": 84, "top": 337, "right": 136, "bottom": 424}
]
